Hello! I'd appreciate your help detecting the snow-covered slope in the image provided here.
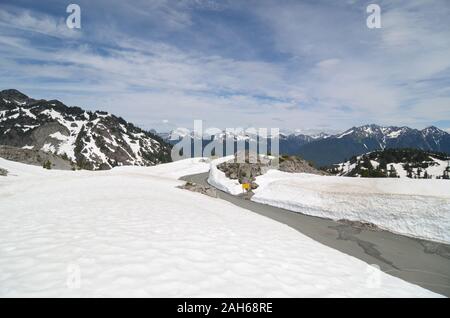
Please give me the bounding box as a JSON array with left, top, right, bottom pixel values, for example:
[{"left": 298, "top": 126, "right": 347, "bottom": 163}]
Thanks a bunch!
[
  {"left": 0, "top": 158, "right": 440, "bottom": 297},
  {"left": 0, "top": 89, "right": 171, "bottom": 170},
  {"left": 251, "top": 170, "right": 450, "bottom": 244}
]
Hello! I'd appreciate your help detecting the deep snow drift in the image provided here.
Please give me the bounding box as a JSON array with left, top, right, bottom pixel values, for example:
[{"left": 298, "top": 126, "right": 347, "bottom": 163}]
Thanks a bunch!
[
  {"left": 252, "top": 170, "right": 450, "bottom": 244},
  {"left": 0, "top": 158, "right": 441, "bottom": 297},
  {"left": 207, "top": 156, "right": 243, "bottom": 195},
  {"left": 208, "top": 158, "right": 450, "bottom": 244}
]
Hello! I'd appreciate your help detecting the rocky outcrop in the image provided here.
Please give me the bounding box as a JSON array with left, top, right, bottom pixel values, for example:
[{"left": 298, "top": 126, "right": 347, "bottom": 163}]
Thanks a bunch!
[
  {"left": 30, "top": 122, "right": 71, "bottom": 150},
  {"left": 279, "top": 155, "right": 329, "bottom": 175},
  {"left": 218, "top": 161, "right": 263, "bottom": 189},
  {"left": 179, "top": 181, "right": 217, "bottom": 198},
  {"left": 0, "top": 145, "right": 74, "bottom": 170},
  {"left": 217, "top": 153, "right": 328, "bottom": 190},
  {"left": 0, "top": 167, "right": 7, "bottom": 176}
]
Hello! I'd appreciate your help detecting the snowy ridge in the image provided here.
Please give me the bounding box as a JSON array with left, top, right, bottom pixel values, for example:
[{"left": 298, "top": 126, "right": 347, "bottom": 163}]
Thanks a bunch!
[
  {"left": 164, "top": 127, "right": 328, "bottom": 143},
  {"left": 207, "top": 156, "right": 243, "bottom": 195},
  {"left": 333, "top": 124, "right": 450, "bottom": 146},
  {"left": 251, "top": 170, "right": 450, "bottom": 244},
  {"left": 207, "top": 159, "right": 450, "bottom": 243},
  {"left": 296, "top": 124, "right": 450, "bottom": 167},
  {"left": 0, "top": 89, "right": 171, "bottom": 170}
]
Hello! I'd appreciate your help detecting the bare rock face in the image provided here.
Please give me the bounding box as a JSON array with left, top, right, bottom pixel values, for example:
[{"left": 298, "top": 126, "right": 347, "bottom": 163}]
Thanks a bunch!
[
  {"left": 0, "top": 167, "right": 7, "bottom": 176},
  {"left": 219, "top": 161, "right": 263, "bottom": 184},
  {"left": 0, "top": 145, "right": 74, "bottom": 170},
  {"left": 179, "top": 181, "right": 217, "bottom": 198},
  {"left": 30, "top": 122, "right": 71, "bottom": 150},
  {"left": 279, "top": 155, "right": 329, "bottom": 175}
]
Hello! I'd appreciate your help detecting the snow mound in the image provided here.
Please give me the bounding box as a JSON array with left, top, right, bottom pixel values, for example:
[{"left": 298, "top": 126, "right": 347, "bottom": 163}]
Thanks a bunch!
[
  {"left": 207, "top": 156, "right": 243, "bottom": 195},
  {"left": 252, "top": 170, "right": 450, "bottom": 244}
]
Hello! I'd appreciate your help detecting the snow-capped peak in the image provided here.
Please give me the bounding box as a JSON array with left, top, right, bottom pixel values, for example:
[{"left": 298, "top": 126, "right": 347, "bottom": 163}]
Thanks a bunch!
[
  {"left": 422, "top": 126, "right": 446, "bottom": 137},
  {"left": 0, "top": 89, "right": 171, "bottom": 170}
]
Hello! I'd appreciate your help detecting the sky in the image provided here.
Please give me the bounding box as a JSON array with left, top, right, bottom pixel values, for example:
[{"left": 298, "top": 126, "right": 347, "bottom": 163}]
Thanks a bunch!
[{"left": 0, "top": 0, "right": 449, "bottom": 134}]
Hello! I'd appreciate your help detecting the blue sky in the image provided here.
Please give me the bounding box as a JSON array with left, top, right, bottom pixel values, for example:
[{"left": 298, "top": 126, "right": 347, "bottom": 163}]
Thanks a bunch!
[{"left": 0, "top": 0, "right": 449, "bottom": 133}]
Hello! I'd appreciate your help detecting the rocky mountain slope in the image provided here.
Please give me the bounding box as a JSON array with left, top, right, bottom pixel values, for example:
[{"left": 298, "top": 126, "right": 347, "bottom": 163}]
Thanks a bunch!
[
  {"left": 0, "top": 145, "right": 74, "bottom": 170},
  {"left": 327, "top": 148, "right": 450, "bottom": 179},
  {"left": 0, "top": 89, "right": 171, "bottom": 170}
]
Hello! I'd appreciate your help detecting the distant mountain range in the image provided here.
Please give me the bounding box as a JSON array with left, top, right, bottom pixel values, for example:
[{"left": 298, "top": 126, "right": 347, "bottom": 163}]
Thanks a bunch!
[
  {"left": 2, "top": 89, "right": 449, "bottom": 170},
  {"left": 161, "top": 124, "right": 450, "bottom": 167},
  {"left": 0, "top": 89, "right": 171, "bottom": 170},
  {"left": 296, "top": 124, "right": 450, "bottom": 166}
]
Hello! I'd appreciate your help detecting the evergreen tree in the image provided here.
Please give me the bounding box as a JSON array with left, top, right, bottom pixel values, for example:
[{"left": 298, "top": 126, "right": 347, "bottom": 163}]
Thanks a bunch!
[
  {"left": 388, "top": 165, "right": 397, "bottom": 178},
  {"left": 443, "top": 170, "right": 450, "bottom": 180},
  {"left": 43, "top": 160, "right": 52, "bottom": 170},
  {"left": 379, "top": 158, "right": 387, "bottom": 170},
  {"left": 407, "top": 169, "right": 413, "bottom": 178}
]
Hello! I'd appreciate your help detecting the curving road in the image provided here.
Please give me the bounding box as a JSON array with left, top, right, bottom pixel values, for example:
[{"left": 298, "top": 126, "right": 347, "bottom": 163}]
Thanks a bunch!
[{"left": 181, "top": 172, "right": 450, "bottom": 297}]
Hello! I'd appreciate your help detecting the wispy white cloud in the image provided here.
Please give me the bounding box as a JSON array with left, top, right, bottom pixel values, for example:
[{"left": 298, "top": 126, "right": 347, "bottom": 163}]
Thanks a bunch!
[
  {"left": 0, "top": 0, "right": 448, "bottom": 132},
  {"left": 254, "top": 0, "right": 450, "bottom": 128},
  {"left": 0, "top": 8, "right": 80, "bottom": 39}
]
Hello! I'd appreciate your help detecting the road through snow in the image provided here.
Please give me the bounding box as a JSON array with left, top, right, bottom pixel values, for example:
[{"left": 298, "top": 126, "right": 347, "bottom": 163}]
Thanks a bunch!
[{"left": 182, "top": 172, "right": 450, "bottom": 297}]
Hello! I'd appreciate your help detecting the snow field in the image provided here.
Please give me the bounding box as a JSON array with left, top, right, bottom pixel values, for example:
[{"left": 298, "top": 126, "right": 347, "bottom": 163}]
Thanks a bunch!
[{"left": 0, "top": 158, "right": 441, "bottom": 297}]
